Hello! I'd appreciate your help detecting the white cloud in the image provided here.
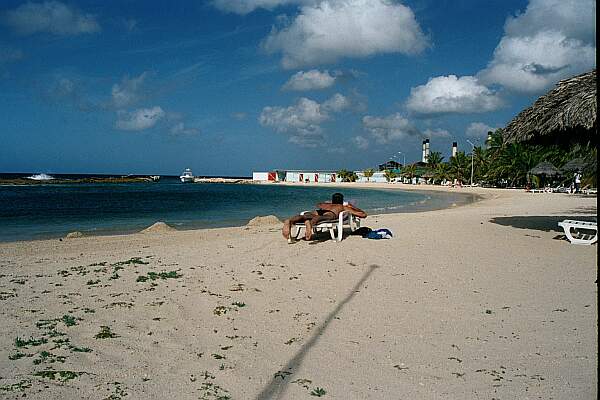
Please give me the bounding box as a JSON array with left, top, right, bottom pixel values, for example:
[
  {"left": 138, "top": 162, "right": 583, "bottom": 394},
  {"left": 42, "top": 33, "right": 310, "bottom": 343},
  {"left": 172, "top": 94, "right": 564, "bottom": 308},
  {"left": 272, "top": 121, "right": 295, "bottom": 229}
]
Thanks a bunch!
[
  {"left": 116, "top": 106, "right": 165, "bottom": 131},
  {"left": 406, "top": 75, "right": 503, "bottom": 115},
  {"left": 259, "top": 93, "right": 348, "bottom": 147},
  {"left": 111, "top": 72, "right": 148, "bottom": 108},
  {"left": 212, "top": 0, "right": 313, "bottom": 14},
  {"left": 170, "top": 122, "right": 199, "bottom": 136},
  {"left": 362, "top": 113, "right": 419, "bottom": 144},
  {"left": 504, "top": 0, "right": 595, "bottom": 43},
  {"left": 3, "top": 1, "right": 100, "bottom": 35},
  {"left": 465, "top": 122, "right": 498, "bottom": 139},
  {"left": 322, "top": 93, "right": 349, "bottom": 112},
  {"left": 478, "top": 0, "right": 596, "bottom": 93},
  {"left": 282, "top": 69, "right": 336, "bottom": 91},
  {"left": 352, "top": 135, "right": 369, "bottom": 149},
  {"left": 263, "top": 0, "right": 428, "bottom": 69},
  {"left": 423, "top": 128, "right": 451, "bottom": 139}
]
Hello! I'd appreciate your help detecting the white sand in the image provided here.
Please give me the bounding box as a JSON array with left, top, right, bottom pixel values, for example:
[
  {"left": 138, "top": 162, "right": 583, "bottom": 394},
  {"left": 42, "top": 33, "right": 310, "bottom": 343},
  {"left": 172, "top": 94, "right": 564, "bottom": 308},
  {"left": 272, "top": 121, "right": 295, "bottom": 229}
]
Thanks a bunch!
[{"left": 0, "top": 186, "right": 596, "bottom": 399}]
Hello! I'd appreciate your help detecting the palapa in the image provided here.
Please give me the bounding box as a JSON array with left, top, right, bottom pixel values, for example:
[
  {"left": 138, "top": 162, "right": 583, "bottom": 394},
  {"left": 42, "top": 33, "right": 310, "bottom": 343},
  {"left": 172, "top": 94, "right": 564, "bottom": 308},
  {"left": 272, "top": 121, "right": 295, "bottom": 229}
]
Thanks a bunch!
[
  {"left": 529, "top": 161, "right": 561, "bottom": 177},
  {"left": 561, "top": 157, "right": 587, "bottom": 172},
  {"left": 503, "top": 70, "right": 597, "bottom": 144}
]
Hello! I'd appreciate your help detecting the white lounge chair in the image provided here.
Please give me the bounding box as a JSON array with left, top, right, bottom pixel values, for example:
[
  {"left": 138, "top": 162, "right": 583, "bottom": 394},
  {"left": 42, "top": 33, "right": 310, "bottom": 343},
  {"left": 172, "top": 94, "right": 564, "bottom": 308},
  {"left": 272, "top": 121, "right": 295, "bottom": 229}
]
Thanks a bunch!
[
  {"left": 557, "top": 220, "right": 597, "bottom": 245},
  {"left": 288, "top": 211, "right": 361, "bottom": 243}
]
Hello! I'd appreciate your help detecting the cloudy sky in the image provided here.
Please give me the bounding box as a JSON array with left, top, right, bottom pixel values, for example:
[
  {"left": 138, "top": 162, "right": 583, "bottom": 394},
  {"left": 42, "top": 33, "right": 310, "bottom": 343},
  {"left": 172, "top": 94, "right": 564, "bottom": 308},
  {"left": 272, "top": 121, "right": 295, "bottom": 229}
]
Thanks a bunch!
[{"left": 0, "top": 0, "right": 596, "bottom": 175}]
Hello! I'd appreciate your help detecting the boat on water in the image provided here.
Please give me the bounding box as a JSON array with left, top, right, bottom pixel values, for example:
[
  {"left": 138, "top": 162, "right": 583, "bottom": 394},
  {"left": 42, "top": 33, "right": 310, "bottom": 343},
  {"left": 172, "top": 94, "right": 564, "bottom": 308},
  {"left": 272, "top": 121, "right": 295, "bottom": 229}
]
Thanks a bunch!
[{"left": 179, "top": 168, "right": 194, "bottom": 183}]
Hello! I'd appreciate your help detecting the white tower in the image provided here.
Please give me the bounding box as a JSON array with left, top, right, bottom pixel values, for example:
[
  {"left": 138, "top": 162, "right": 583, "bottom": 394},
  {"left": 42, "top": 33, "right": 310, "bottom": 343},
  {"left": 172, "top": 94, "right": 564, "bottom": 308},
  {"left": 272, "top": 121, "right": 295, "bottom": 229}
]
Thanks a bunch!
[
  {"left": 452, "top": 142, "right": 457, "bottom": 158},
  {"left": 424, "top": 139, "right": 430, "bottom": 163}
]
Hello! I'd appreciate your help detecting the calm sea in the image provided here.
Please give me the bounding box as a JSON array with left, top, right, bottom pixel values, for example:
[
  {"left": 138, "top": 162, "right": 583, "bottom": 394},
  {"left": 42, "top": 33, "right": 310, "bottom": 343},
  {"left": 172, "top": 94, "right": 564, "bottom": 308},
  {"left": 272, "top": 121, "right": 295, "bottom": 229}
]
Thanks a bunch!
[{"left": 0, "top": 175, "right": 476, "bottom": 242}]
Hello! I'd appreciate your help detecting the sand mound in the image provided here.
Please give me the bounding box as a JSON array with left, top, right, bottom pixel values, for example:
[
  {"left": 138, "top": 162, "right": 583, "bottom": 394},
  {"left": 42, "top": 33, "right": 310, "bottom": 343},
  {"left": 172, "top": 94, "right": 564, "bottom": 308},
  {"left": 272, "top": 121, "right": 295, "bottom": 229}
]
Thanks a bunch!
[
  {"left": 140, "top": 221, "right": 176, "bottom": 233},
  {"left": 65, "top": 231, "right": 84, "bottom": 239},
  {"left": 246, "top": 215, "right": 281, "bottom": 227}
]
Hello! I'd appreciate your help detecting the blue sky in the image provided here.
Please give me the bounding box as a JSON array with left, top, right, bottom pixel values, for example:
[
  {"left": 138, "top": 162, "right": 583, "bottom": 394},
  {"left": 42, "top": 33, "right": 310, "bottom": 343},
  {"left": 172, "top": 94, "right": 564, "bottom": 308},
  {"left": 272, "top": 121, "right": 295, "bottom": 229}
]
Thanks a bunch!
[{"left": 0, "top": 0, "right": 596, "bottom": 176}]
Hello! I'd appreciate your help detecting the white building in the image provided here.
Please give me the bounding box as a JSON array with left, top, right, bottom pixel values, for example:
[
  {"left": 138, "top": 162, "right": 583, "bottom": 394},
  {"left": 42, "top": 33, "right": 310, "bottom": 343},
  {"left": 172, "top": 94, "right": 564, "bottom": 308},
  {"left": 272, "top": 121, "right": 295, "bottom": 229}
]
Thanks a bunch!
[
  {"left": 355, "top": 171, "right": 387, "bottom": 183},
  {"left": 252, "top": 170, "right": 338, "bottom": 183}
]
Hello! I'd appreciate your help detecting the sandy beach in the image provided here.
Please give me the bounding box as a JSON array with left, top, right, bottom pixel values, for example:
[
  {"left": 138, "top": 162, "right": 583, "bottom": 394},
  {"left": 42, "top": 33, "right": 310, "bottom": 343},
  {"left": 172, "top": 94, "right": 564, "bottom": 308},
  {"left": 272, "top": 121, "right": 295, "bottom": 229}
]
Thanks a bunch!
[{"left": 0, "top": 185, "right": 596, "bottom": 399}]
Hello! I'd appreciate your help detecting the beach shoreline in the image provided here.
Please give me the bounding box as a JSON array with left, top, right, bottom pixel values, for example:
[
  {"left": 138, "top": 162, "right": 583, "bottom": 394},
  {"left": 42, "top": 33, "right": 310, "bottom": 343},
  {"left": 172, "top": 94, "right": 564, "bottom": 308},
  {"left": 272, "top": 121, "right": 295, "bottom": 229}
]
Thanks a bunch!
[
  {"left": 0, "top": 187, "right": 596, "bottom": 399},
  {"left": 0, "top": 182, "right": 483, "bottom": 244}
]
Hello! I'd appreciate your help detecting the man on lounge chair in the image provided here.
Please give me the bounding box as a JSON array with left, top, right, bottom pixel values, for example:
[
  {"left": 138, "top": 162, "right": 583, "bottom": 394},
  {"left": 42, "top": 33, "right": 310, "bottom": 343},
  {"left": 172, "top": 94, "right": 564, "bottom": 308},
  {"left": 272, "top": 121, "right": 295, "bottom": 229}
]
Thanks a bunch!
[{"left": 282, "top": 193, "right": 367, "bottom": 240}]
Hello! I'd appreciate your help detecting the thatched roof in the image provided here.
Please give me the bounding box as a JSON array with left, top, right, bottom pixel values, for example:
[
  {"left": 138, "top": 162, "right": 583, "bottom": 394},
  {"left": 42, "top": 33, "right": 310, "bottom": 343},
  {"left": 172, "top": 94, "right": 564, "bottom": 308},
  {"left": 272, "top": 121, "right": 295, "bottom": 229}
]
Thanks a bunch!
[
  {"left": 561, "top": 157, "right": 587, "bottom": 172},
  {"left": 503, "top": 69, "right": 596, "bottom": 144},
  {"left": 529, "top": 161, "right": 561, "bottom": 176}
]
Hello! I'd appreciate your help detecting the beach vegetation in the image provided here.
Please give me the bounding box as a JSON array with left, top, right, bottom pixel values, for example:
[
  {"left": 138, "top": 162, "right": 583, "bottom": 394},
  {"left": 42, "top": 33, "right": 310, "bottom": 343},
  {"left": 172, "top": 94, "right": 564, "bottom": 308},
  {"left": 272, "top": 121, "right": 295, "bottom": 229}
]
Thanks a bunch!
[
  {"left": 15, "top": 337, "right": 47, "bottom": 348},
  {"left": 34, "top": 370, "right": 82, "bottom": 381},
  {"left": 231, "top": 301, "right": 245, "bottom": 307},
  {"left": 198, "top": 381, "right": 231, "bottom": 400},
  {"left": 0, "top": 380, "right": 31, "bottom": 392},
  {"left": 95, "top": 326, "right": 118, "bottom": 339},
  {"left": 8, "top": 351, "right": 31, "bottom": 360},
  {"left": 136, "top": 270, "right": 181, "bottom": 282},
  {"left": 310, "top": 387, "right": 327, "bottom": 396}
]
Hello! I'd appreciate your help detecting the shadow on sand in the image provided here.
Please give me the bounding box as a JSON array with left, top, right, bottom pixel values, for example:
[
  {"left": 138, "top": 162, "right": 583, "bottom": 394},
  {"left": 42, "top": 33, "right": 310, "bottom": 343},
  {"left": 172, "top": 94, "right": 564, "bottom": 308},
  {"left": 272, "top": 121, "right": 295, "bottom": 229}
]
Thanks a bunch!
[
  {"left": 489, "top": 215, "right": 597, "bottom": 233},
  {"left": 255, "top": 264, "right": 379, "bottom": 400}
]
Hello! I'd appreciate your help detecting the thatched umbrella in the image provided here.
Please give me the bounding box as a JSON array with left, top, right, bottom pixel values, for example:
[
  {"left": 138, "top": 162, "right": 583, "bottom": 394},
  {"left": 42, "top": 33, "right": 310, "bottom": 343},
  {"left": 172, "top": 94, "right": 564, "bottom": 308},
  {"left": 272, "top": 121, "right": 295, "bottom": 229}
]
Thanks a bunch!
[
  {"left": 561, "top": 157, "right": 587, "bottom": 172},
  {"left": 503, "top": 70, "right": 597, "bottom": 145},
  {"left": 529, "top": 161, "right": 561, "bottom": 177}
]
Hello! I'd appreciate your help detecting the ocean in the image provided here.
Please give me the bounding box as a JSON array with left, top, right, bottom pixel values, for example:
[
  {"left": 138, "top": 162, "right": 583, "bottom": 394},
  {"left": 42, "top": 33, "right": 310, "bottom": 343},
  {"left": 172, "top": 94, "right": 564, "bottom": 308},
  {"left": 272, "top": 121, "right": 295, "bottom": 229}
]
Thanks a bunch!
[{"left": 0, "top": 174, "right": 476, "bottom": 242}]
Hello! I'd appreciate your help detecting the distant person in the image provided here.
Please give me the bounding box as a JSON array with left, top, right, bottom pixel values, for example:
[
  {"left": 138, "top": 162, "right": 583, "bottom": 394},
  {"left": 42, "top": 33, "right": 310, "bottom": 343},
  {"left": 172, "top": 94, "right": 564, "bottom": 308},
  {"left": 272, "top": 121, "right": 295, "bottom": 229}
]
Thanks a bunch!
[
  {"left": 574, "top": 170, "right": 582, "bottom": 193},
  {"left": 282, "top": 193, "right": 367, "bottom": 241}
]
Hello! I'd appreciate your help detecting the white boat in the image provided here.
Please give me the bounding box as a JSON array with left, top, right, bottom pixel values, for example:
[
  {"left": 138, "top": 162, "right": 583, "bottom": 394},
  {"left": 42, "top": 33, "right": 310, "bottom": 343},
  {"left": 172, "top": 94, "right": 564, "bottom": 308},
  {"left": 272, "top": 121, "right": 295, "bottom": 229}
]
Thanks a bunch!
[{"left": 179, "top": 168, "right": 194, "bottom": 183}]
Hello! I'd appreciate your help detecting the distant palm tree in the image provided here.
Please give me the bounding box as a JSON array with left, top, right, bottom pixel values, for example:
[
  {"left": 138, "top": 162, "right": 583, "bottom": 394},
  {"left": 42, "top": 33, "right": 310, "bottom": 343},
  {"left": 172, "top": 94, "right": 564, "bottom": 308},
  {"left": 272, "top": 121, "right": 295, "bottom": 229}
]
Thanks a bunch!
[
  {"left": 363, "top": 168, "right": 375, "bottom": 182},
  {"left": 433, "top": 163, "right": 451, "bottom": 184},
  {"left": 337, "top": 169, "right": 358, "bottom": 182},
  {"left": 402, "top": 164, "right": 417, "bottom": 180},
  {"left": 383, "top": 169, "right": 396, "bottom": 182},
  {"left": 427, "top": 151, "right": 444, "bottom": 169},
  {"left": 449, "top": 151, "right": 470, "bottom": 184}
]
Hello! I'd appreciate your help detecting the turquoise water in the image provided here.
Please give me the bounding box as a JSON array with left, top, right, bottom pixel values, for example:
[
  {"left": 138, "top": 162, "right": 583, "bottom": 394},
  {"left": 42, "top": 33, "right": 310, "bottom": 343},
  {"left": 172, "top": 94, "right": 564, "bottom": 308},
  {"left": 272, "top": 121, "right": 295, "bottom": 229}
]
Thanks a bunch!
[{"left": 0, "top": 180, "right": 476, "bottom": 242}]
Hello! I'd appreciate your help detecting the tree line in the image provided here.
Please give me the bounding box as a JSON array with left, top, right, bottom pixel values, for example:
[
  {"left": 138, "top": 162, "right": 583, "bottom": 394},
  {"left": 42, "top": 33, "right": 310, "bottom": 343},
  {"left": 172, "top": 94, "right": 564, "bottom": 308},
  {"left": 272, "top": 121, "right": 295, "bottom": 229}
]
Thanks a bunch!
[{"left": 337, "top": 130, "right": 597, "bottom": 187}]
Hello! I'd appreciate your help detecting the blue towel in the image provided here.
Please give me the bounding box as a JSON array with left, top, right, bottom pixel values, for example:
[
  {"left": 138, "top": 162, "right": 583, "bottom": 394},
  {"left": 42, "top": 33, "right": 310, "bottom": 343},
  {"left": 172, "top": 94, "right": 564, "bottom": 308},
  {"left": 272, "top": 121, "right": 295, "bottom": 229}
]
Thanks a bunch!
[{"left": 365, "top": 228, "right": 393, "bottom": 239}]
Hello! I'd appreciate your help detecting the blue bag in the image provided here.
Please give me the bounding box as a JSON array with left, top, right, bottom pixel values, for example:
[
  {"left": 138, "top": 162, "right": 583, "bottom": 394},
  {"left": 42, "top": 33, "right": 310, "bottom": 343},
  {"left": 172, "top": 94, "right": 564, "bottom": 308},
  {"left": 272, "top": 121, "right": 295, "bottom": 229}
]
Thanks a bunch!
[{"left": 365, "top": 228, "right": 393, "bottom": 239}]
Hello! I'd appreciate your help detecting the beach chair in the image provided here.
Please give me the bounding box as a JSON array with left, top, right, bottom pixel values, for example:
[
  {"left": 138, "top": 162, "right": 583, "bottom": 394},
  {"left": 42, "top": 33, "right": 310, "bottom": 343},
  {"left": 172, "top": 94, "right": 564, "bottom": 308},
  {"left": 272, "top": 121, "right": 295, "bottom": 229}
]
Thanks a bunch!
[
  {"left": 288, "top": 211, "right": 361, "bottom": 243},
  {"left": 557, "top": 220, "right": 597, "bottom": 245}
]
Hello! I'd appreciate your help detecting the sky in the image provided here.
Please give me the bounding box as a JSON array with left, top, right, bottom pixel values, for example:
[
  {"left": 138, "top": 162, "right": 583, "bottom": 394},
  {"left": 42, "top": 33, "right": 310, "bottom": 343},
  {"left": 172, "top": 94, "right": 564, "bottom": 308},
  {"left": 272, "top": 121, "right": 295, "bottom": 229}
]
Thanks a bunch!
[{"left": 0, "top": 0, "right": 596, "bottom": 176}]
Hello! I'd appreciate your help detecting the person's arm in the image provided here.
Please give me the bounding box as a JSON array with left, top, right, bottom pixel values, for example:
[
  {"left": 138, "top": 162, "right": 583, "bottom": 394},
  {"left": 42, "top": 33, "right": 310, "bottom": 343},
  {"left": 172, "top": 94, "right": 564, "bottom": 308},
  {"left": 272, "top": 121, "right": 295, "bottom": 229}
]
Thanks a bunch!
[{"left": 344, "top": 204, "right": 367, "bottom": 218}]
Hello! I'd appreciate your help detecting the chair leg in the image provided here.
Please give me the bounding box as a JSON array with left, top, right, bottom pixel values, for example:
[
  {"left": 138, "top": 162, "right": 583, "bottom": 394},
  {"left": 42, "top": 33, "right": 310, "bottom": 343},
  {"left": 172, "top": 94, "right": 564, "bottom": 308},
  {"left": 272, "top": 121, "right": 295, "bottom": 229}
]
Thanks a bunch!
[{"left": 564, "top": 227, "right": 598, "bottom": 245}]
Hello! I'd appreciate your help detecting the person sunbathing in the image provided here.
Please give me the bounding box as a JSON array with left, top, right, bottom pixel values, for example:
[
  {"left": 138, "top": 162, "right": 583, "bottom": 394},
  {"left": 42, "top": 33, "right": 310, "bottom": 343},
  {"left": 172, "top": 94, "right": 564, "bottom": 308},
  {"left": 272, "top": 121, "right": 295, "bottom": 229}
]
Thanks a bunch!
[{"left": 282, "top": 193, "right": 367, "bottom": 240}]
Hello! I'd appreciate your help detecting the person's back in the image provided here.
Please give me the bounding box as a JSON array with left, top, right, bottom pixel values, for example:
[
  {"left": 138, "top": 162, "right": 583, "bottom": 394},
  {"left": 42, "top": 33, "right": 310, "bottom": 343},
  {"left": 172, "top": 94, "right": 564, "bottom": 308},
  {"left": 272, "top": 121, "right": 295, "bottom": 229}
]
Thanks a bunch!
[{"left": 282, "top": 192, "right": 367, "bottom": 240}]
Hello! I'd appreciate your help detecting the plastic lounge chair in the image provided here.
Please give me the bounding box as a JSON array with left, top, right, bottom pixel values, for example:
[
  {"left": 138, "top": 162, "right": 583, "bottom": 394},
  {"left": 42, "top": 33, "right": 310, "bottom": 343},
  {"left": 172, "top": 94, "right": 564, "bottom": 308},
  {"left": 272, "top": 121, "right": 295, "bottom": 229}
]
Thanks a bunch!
[
  {"left": 288, "top": 211, "right": 361, "bottom": 243},
  {"left": 557, "top": 220, "right": 597, "bottom": 245}
]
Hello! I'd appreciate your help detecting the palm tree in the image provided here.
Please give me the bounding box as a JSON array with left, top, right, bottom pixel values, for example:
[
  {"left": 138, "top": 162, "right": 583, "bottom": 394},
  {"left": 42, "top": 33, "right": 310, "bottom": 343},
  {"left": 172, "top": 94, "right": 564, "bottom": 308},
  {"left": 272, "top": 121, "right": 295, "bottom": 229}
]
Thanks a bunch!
[
  {"left": 473, "top": 146, "right": 487, "bottom": 183},
  {"left": 337, "top": 169, "right": 358, "bottom": 182},
  {"left": 449, "top": 151, "right": 470, "bottom": 184},
  {"left": 383, "top": 169, "right": 396, "bottom": 182},
  {"left": 363, "top": 168, "right": 375, "bottom": 182},
  {"left": 427, "top": 151, "right": 444, "bottom": 170},
  {"left": 433, "top": 163, "right": 451, "bottom": 184},
  {"left": 402, "top": 164, "right": 417, "bottom": 181}
]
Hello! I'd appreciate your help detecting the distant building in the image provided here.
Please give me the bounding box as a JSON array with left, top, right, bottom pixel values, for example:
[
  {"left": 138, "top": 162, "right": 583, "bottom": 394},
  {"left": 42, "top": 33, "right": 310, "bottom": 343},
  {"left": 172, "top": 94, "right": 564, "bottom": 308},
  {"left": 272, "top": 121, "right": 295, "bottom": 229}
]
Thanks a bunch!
[
  {"left": 252, "top": 170, "right": 337, "bottom": 183},
  {"left": 355, "top": 171, "right": 387, "bottom": 183},
  {"left": 378, "top": 160, "right": 402, "bottom": 171}
]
